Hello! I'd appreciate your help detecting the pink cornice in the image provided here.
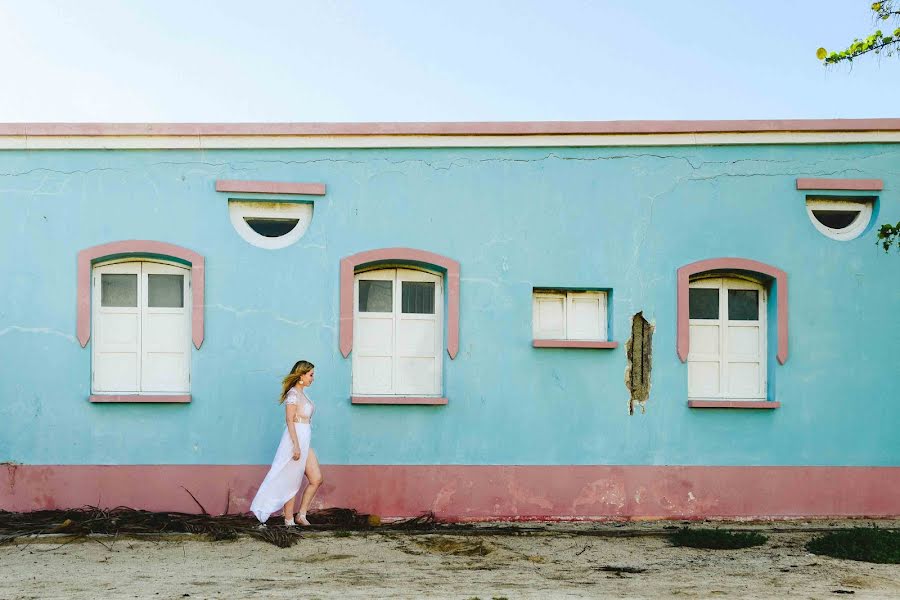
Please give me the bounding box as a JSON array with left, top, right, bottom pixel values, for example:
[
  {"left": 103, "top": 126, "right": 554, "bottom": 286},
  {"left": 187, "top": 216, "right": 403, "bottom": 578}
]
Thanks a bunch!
[
  {"left": 533, "top": 340, "right": 619, "bottom": 349},
  {"left": 77, "top": 240, "right": 205, "bottom": 349},
  {"left": 2, "top": 118, "right": 900, "bottom": 137},
  {"left": 339, "top": 248, "right": 460, "bottom": 359},
  {"left": 90, "top": 395, "right": 191, "bottom": 403},
  {"left": 677, "top": 258, "right": 788, "bottom": 365},
  {"left": 215, "top": 180, "right": 326, "bottom": 195},
  {"left": 351, "top": 396, "right": 449, "bottom": 405},
  {"left": 796, "top": 178, "right": 883, "bottom": 191}
]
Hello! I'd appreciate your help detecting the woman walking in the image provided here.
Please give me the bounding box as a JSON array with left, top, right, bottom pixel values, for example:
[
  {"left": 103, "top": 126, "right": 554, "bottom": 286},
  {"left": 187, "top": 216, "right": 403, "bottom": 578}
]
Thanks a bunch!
[{"left": 250, "top": 360, "right": 324, "bottom": 526}]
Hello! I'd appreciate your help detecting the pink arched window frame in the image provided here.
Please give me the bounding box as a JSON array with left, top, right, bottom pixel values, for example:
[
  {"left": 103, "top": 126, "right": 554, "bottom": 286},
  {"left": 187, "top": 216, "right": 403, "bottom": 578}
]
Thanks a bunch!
[
  {"left": 677, "top": 257, "right": 788, "bottom": 365},
  {"left": 339, "top": 248, "right": 460, "bottom": 359},
  {"left": 77, "top": 240, "right": 205, "bottom": 350}
]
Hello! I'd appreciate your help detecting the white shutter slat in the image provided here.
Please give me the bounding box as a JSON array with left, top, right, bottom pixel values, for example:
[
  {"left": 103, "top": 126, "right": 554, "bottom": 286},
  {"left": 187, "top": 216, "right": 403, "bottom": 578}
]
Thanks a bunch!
[
  {"left": 567, "top": 292, "right": 606, "bottom": 340},
  {"left": 533, "top": 293, "right": 566, "bottom": 339},
  {"left": 396, "top": 269, "right": 442, "bottom": 396},
  {"left": 93, "top": 264, "right": 141, "bottom": 393},
  {"left": 353, "top": 269, "right": 397, "bottom": 395},
  {"left": 141, "top": 263, "right": 190, "bottom": 393}
]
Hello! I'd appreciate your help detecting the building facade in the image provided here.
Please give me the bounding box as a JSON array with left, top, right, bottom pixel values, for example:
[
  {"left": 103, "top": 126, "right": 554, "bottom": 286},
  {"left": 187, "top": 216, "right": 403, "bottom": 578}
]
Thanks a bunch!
[{"left": 1, "top": 120, "right": 898, "bottom": 519}]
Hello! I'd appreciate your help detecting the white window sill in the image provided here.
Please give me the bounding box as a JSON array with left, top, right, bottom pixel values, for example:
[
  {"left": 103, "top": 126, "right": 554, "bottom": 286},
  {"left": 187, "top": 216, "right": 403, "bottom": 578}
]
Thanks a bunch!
[
  {"left": 90, "top": 394, "right": 191, "bottom": 403},
  {"left": 351, "top": 396, "right": 447, "bottom": 405},
  {"left": 688, "top": 400, "right": 779, "bottom": 409},
  {"left": 532, "top": 339, "right": 619, "bottom": 349}
]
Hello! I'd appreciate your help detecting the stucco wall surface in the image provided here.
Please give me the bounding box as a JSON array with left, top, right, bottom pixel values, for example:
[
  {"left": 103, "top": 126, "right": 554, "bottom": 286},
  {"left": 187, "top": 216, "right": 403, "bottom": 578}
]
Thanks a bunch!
[{"left": 0, "top": 144, "right": 898, "bottom": 467}]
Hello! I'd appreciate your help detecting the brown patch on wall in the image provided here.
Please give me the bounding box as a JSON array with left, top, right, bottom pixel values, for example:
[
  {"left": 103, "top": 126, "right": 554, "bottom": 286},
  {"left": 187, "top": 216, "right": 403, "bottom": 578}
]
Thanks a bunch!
[
  {"left": 3, "top": 461, "right": 20, "bottom": 492},
  {"left": 625, "top": 312, "right": 653, "bottom": 415}
]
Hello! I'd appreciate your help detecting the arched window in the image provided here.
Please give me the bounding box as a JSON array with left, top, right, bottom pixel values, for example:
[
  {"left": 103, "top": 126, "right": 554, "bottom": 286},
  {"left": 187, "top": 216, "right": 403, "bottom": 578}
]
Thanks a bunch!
[
  {"left": 77, "top": 241, "right": 204, "bottom": 403},
  {"left": 340, "top": 248, "right": 459, "bottom": 405},
  {"left": 688, "top": 276, "right": 766, "bottom": 402},
  {"left": 677, "top": 257, "right": 787, "bottom": 409},
  {"left": 92, "top": 260, "right": 191, "bottom": 396},
  {"left": 353, "top": 267, "right": 443, "bottom": 397}
]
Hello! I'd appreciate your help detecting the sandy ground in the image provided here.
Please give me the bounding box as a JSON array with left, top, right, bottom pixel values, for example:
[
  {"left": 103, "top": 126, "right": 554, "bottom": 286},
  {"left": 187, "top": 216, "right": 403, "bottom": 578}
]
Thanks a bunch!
[{"left": 1, "top": 520, "right": 899, "bottom": 599}]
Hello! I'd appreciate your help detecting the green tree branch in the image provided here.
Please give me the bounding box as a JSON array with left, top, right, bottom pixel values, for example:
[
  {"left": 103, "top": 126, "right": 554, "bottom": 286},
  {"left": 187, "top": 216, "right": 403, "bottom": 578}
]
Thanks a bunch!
[
  {"left": 817, "top": 2, "right": 900, "bottom": 63},
  {"left": 818, "top": 3, "right": 899, "bottom": 254}
]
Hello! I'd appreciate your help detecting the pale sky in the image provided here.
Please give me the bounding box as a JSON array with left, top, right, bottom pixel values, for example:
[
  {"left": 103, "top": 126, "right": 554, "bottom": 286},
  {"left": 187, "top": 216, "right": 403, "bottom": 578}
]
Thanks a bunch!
[{"left": 1, "top": 0, "right": 898, "bottom": 122}]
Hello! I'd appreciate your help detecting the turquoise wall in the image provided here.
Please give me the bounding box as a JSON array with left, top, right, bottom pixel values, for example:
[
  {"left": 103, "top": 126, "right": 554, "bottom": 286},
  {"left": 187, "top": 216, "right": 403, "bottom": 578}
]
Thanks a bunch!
[{"left": 1, "top": 144, "right": 898, "bottom": 466}]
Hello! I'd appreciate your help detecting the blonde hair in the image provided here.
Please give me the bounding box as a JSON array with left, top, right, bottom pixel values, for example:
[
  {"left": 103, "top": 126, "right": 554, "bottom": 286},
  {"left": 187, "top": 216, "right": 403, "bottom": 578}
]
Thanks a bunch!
[{"left": 279, "top": 360, "right": 315, "bottom": 404}]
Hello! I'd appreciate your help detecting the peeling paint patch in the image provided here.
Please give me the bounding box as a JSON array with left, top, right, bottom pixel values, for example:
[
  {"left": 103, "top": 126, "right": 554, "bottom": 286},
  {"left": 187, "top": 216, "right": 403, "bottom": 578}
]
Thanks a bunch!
[
  {"left": 3, "top": 461, "right": 20, "bottom": 492},
  {"left": 625, "top": 312, "right": 654, "bottom": 415}
]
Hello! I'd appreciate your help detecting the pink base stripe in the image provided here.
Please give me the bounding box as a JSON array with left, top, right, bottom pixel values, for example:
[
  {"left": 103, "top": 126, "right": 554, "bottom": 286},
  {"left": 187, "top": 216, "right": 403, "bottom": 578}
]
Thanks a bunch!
[{"left": 2, "top": 465, "right": 897, "bottom": 519}]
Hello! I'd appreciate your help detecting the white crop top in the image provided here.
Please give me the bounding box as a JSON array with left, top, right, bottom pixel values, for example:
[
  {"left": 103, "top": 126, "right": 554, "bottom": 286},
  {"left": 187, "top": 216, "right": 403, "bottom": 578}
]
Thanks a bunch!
[{"left": 285, "top": 388, "right": 314, "bottom": 420}]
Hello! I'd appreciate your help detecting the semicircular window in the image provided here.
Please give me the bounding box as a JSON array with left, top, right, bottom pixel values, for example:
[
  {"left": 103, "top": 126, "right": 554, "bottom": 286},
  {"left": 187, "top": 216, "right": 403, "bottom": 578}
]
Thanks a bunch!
[
  {"left": 228, "top": 200, "right": 313, "bottom": 249},
  {"left": 805, "top": 196, "right": 874, "bottom": 242}
]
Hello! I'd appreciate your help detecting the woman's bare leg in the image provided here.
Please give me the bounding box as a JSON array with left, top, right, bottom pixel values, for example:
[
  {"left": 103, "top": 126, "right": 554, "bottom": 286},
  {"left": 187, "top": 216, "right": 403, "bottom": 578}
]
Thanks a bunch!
[
  {"left": 282, "top": 494, "right": 298, "bottom": 525},
  {"left": 296, "top": 448, "right": 323, "bottom": 525}
]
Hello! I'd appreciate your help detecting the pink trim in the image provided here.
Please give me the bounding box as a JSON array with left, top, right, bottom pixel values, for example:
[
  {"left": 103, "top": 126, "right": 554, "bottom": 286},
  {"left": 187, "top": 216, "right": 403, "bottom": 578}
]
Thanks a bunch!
[
  {"left": 3, "top": 465, "right": 898, "bottom": 519},
  {"left": 340, "top": 248, "right": 460, "bottom": 359},
  {"left": 215, "top": 180, "right": 326, "bottom": 195},
  {"left": 89, "top": 395, "right": 191, "bottom": 403},
  {"left": 533, "top": 340, "right": 619, "bottom": 349},
  {"left": 796, "top": 178, "right": 883, "bottom": 191},
  {"left": 351, "top": 396, "right": 448, "bottom": 405},
  {"left": 677, "top": 258, "right": 788, "bottom": 365},
  {"left": 3, "top": 119, "right": 900, "bottom": 136},
  {"left": 77, "top": 241, "right": 205, "bottom": 349},
  {"left": 688, "top": 400, "right": 780, "bottom": 409}
]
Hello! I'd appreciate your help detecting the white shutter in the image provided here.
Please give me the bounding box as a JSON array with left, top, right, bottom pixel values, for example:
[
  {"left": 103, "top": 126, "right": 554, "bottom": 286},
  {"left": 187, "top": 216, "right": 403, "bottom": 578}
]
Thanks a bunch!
[
  {"left": 724, "top": 280, "right": 766, "bottom": 400},
  {"left": 687, "top": 278, "right": 721, "bottom": 399},
  {"left": 533, "top": 292, "right": 566, "bottom": 339},
  {"left": 352, "top": 269, "right": 396, "bottom": 394},
  {"left": 566, "top": 291, "right": 606, "bottom": 340},
  {"left": 141, "top": 263, "right": 190, "bottom": 393},
  {"left": 395, "top": 268, "right": 442, "bottom": 395},
  {"left": 93, "top": 263, "right": 141, "bottom": 393},
  {"left": 688, "top": 277, "right": 767, "bottom": 401}
]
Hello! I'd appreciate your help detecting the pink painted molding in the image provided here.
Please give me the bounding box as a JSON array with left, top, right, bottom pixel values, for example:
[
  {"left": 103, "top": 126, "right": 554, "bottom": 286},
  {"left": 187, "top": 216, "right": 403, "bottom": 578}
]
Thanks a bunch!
[
  {"left": 215, "top": 180, "right": 326, "bottom": 196},
  {"left": 3, "top": 119, "right": 900, "bottom": 137},
  {"left": 796, "top": 178, "right": 883, "bottom": 191},
  {"left": 4, "top": 465, "right": 899, "bottom": 519},
  {"left": 677, "top": 258, "right": 788, "bottom": 365},
  {"left": 77, "top": 240, "right": 205, "bottom": 349},
  {"left": 533, "top": 340, "right": 619, "bottom": 349},
  {"left": 351, "top": 396, "right": 449, "bottom": 405},
  {"left": 89, "top": 395, "right": 191, "bottom": 403},
  {"left": 340, "top": 248, "right": 460, "bottom": 359},
  {"left": 688, "top": 400, "right": 780, "bottom": 409}
]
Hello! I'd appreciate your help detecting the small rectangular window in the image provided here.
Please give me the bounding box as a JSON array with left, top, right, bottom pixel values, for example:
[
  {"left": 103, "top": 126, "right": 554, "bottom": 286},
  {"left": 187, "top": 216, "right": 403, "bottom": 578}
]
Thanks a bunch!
[
  {"left": 689, "top": 288, "right": 719, "bottom": 319},
  {"left": 727, "top": 289, "right": 759, "bottom": 320},
  {"left": 533, "top": 289, "right": 607, "bottom": 341},
  {"left": 401, "top": 281, "right": 435, "bottom": 314},
  {"left": 148, "top": 274, "right": 184, "bottom": 308},
  {"left": 101, "top": 274, "right": 138, "bottom": 307},
  {"left": 358, "top": 280, "right": 393, "bottom": 312}
]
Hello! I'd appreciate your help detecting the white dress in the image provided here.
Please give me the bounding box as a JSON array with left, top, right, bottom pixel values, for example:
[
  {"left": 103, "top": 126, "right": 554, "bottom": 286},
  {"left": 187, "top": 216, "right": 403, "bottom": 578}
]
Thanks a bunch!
[{"left": 250, "top": 388, "right": 314, "bottom": 523}]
